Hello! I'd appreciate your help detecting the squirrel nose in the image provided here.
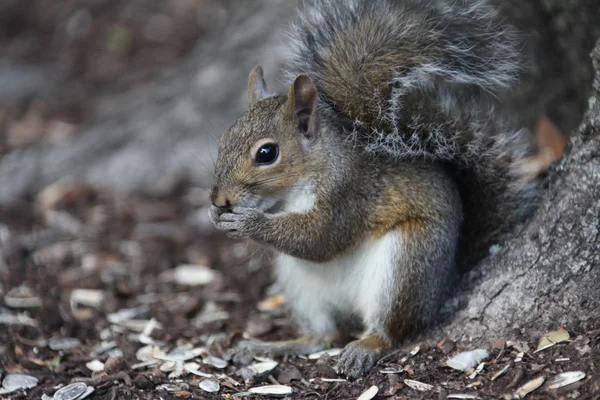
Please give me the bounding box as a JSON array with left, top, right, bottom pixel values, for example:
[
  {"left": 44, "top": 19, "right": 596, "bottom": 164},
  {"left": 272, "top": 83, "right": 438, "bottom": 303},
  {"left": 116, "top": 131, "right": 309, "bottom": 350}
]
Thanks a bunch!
[{"left": 210, "top": 187, "right": 231, "bottom": 209}]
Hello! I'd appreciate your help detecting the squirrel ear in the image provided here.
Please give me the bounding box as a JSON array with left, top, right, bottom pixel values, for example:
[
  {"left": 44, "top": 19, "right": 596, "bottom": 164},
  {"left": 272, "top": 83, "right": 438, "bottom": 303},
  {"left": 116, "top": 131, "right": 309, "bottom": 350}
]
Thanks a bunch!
[
  {"left": 287, "top": 74, "right": 319, "bottom": 140},
  {"left": 247, "top": 65, "right": 271, "bottom": 106}
]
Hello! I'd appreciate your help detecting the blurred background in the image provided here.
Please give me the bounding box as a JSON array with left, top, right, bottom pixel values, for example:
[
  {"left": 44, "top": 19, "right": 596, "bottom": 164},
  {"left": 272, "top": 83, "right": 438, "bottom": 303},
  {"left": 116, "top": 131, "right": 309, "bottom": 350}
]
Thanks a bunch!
[
  {"left": 0, "top": 0, "right": 300, "bottom": 202},
  {"left": 0, "top": 0, "right": 598, "bottom": 202}
]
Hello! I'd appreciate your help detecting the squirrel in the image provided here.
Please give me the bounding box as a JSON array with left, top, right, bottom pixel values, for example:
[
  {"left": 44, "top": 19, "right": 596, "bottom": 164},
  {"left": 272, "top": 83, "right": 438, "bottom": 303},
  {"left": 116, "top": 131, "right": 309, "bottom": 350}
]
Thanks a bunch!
[{"left": 209, "top": 0, "right": 540, "bottom": 378}]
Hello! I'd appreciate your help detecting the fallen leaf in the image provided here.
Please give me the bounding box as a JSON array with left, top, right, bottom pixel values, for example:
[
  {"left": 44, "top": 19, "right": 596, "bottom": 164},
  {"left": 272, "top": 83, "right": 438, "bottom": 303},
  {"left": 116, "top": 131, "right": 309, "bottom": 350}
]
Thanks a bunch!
[{"left": 535, "top": 327, "right": 570, "bottom": 353}]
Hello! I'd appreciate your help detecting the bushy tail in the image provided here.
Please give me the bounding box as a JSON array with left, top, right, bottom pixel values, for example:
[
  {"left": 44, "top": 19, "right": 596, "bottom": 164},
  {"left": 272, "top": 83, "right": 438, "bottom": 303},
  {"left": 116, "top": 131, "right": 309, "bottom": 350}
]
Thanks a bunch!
[{"left": 284, "top": 0, "right": 540, "bottom": 266}]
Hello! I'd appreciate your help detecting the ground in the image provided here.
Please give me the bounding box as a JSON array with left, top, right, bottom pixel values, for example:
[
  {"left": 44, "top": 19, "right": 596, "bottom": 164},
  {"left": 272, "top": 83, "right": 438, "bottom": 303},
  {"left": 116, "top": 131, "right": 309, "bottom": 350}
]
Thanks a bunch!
[
  {"left": 1, "top": 187, "right": 599, "bottom": 400},
  {"left": 0, "top": 1, "right": 599, "bottom": 399}
]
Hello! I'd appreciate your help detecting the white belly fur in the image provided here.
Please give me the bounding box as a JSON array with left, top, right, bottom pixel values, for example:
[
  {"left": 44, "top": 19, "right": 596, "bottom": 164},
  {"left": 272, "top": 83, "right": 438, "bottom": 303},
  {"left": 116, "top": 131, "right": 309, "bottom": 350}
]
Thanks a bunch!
[{"left": 276, "top": 230, "right": 402, "bottom": 337}]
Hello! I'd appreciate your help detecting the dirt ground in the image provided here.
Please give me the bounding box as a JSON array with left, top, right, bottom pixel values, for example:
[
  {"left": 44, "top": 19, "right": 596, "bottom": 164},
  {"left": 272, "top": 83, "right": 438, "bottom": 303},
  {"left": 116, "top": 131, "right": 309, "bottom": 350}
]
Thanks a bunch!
[
  {"left": 1, "top": 187, "right": 599, "bottom": 400},
  {"left": 0, "top": 1, "right": 599, "bottom": 399}
]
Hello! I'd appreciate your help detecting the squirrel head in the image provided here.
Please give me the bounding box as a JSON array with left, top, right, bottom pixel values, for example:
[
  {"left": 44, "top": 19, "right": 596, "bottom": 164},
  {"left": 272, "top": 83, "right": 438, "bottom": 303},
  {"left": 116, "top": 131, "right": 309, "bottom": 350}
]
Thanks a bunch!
[{"left": 211, "top": 66, "right": 321, "bottom": 211}]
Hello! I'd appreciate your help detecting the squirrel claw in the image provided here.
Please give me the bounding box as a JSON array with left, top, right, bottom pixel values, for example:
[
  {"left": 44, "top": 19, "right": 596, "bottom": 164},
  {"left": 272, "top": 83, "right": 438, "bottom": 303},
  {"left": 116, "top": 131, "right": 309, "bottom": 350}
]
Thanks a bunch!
[
  {"left": 338, "top": 336, "right": 387, "bottom": 379},
  {"left": 213, "top": 207, "right": 266, "bottom": 239}
]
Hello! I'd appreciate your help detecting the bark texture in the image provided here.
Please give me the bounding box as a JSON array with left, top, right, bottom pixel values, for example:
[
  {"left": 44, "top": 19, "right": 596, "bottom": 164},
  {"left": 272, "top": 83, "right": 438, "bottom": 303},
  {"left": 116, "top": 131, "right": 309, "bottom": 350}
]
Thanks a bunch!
[{"left": 431, "top": 43, "right": 600, "bottom": 340}]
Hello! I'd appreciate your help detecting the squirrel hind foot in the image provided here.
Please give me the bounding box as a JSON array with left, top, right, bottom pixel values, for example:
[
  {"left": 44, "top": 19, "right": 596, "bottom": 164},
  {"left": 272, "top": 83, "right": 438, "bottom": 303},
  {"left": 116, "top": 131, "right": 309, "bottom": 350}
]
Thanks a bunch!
[
  {"left": 236, "top": 336, "right": 334, "bottom": 357},
  {"left": 338, "top": 334, "right": 390, "bottom": 379}
]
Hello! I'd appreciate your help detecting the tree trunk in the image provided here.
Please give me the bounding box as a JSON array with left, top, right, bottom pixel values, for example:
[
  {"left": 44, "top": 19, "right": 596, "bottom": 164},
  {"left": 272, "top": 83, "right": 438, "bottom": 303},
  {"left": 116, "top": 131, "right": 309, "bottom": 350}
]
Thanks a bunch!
[
  {"left": 0, "top": 1, "right": 599, "bottom": 342},
  {"left": 429, "top": 40, "right": 600, "bottom": 342}
]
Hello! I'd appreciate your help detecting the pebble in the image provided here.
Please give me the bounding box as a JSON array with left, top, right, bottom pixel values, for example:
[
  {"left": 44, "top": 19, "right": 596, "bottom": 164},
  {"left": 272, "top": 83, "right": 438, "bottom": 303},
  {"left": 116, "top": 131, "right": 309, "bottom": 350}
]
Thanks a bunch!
[
  {"left": 48, "top": 337, "right": 82, "bottom": 351},
  {"left": 85, "top": 359, "right": 105, "bottom": 372},
  {"left": 2, "top": 374, "right": 39, "bottom": 391},
  {"left": 174, "top": 264, "right": 216, "bottom": 286},
  {"left": 357, "top": 385, "right": 379, "bottom": 400},
  {"left": 53, "top": 382, "right": 87, "bottom": 400},
  {"left": 447, "top": 349, "right": 489, "bottom": 372},
  {"left": 199, "top": 379, "right": 220, "bottom": 393}
]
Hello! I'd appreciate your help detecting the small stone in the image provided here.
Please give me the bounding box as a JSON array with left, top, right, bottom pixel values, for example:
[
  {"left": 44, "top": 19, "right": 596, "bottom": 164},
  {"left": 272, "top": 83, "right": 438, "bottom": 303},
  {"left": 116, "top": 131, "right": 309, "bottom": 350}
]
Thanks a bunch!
[
  {"left": 357, "top": 385, "right": 379, "bottom": 400},
  {"left": 48, "top": 337, "right": 82, "bottom": 351},
  {"left": 446, "top": 349, "right": 489, "bottom": 372},
  {"left": 85, "top": 360, "right": 105, "bottom": 372},
  {"left": 173, "top": 264, "right": 216, "bottom": 286},
  {"left": 2, "top": 374, "right": 39, "bottom": 391},
  {"left": 199, "top": 379, "right": 220, "bottom": 393},
  {"left": 53, "top": 382, "right": 88, "bottom": 400}
]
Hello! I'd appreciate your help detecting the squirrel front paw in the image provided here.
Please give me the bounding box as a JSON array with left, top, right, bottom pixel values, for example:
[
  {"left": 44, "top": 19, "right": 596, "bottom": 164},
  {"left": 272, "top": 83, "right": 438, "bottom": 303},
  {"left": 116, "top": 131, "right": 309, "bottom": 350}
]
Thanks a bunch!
[{"left": 211, "top": 206, "right": 267, "bottom": 239}]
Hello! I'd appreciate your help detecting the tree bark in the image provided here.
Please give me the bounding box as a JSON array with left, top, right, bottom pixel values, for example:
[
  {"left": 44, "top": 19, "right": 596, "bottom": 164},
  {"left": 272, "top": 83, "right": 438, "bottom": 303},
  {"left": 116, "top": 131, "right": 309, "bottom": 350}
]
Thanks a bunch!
[
  {"left": 0, "top": 1, "right": 599, "bottom": 341},
  {"left": 430, "top": 41, "right": 600, "bottom": 341}
]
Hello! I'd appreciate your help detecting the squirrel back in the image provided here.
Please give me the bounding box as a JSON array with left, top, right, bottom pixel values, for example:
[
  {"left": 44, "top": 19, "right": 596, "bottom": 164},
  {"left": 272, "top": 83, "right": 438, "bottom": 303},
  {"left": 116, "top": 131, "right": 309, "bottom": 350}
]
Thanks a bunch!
[{"left": 284, "top": 0, "right": 540, "bottom": 265}]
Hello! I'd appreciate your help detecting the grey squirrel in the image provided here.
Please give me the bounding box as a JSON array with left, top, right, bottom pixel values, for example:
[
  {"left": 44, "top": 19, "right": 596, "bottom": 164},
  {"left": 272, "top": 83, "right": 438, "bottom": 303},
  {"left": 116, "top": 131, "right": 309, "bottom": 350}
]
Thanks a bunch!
[{"left": 209, "top": 0, "right": 540, "bottom": 378}]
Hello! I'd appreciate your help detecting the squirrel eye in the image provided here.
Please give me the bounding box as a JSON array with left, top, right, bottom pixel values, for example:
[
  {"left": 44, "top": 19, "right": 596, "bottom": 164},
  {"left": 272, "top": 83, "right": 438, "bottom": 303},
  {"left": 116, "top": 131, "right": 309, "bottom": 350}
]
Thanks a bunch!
[{"left": 255, "top": 143, "right": 279, "bottom": 165}]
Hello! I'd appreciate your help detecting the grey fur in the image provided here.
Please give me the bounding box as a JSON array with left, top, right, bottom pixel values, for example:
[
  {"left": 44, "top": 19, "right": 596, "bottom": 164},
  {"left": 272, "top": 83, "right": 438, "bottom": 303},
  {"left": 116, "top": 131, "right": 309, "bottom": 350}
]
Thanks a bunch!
[
  {"left": 284, "top": 0, "right": 540, "bottom": 264},
  {"left": 210, "top": 0, "right": 542, "bottom": 378}
]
